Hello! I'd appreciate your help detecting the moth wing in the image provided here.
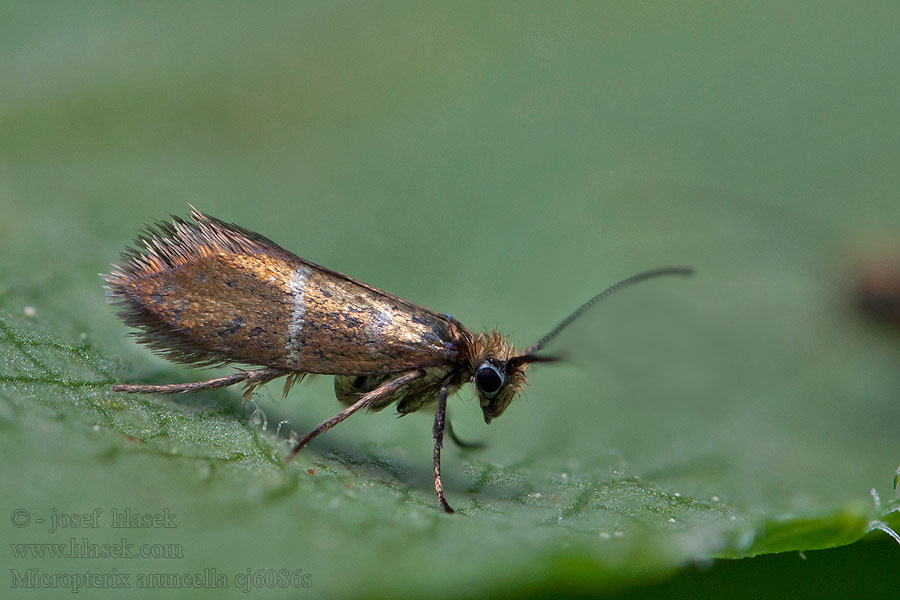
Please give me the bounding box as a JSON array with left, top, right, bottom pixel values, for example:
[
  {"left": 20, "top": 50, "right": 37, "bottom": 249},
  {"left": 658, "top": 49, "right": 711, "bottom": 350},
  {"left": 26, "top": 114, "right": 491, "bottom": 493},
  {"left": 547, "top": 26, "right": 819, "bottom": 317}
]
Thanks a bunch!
[
  {"left": 105, "top": 210, "right": 467, "bottom": 375},
  {"left": 189, "top": 213, "right": 467, "bottom": 375}
]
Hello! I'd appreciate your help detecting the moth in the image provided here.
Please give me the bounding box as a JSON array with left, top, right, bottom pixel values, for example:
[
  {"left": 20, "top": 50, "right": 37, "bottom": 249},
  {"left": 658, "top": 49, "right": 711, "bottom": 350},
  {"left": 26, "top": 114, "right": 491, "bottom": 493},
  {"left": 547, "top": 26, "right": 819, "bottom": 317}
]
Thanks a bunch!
[{"left": 104, "top": 209, "right": 691, "bottom": 513}]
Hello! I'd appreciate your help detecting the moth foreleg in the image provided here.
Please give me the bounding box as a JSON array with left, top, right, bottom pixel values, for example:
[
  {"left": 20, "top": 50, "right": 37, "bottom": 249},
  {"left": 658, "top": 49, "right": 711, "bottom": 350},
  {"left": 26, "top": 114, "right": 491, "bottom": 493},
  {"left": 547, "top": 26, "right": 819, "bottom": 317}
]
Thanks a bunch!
[
  {"left": 432, "top": 385, "right": 454, "bottom": 514},
  {"left": 446, "top": 418, "right": 485, "bottom": 450},
  {"left": 285, "top": 369, "right": 425, "bottom": 462}
]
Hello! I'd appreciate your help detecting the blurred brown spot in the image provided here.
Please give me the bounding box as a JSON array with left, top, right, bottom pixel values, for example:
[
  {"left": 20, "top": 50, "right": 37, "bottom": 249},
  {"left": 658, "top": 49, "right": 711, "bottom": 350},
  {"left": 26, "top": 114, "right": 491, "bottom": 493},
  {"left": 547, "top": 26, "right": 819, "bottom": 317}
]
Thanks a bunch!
[{"left": 854, "top": 255, "right": 900, "bottom": 330}]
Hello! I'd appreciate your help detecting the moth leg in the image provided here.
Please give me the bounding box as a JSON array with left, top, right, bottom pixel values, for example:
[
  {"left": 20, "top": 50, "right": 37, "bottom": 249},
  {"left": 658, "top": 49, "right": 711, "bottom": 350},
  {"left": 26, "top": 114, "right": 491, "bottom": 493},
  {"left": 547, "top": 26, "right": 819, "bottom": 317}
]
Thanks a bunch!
[
  {"left": 285, "top": 369, "right": 425, "bottom": 462},
  {"left": 446, "top": 418, "right": 485, "bottom": 450},
  {"left": 432, "top": 385, "right": 454, "bottom": 514},
  {"left": 112, "top": 367, "right": 291, "bottom": 396}
]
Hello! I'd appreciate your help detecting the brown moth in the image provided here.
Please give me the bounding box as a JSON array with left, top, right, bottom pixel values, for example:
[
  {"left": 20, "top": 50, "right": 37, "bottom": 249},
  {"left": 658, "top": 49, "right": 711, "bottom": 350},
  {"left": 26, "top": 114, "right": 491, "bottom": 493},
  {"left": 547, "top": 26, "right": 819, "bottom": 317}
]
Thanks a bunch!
[{"left": 104, "top": 209, "right": 691, "bottom": 513}]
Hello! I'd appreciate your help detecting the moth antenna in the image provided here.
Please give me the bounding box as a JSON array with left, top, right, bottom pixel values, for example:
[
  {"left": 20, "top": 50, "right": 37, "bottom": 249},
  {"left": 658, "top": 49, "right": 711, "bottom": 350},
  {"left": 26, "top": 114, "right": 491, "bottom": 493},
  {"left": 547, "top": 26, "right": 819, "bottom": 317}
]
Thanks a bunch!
[{"left": 522, "top": 266, "right": 694, "bottom": 356}]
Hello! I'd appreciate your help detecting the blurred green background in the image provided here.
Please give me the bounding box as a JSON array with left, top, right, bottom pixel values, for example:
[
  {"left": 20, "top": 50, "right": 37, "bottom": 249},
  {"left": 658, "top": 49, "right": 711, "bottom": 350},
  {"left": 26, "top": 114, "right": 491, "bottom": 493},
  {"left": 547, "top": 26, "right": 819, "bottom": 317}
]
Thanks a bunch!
[{"left": 3, "top": 1, "right": 900, "bottom": 597}]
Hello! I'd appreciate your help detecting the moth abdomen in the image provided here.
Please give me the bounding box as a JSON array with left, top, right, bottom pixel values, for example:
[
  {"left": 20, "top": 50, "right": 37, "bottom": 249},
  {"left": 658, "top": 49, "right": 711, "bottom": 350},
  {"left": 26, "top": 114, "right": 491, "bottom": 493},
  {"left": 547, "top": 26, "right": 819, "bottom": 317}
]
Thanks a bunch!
[{"left": 333, "top": 366, "right": 458, "bottom": 413}]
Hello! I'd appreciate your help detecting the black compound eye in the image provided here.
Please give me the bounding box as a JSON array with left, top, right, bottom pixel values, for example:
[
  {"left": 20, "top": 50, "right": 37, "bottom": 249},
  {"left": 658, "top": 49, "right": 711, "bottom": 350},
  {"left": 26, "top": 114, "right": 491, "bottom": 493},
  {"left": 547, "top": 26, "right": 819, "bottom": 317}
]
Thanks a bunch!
[{"left": 475, "top": 363, "right": 504, "bottom": 398}]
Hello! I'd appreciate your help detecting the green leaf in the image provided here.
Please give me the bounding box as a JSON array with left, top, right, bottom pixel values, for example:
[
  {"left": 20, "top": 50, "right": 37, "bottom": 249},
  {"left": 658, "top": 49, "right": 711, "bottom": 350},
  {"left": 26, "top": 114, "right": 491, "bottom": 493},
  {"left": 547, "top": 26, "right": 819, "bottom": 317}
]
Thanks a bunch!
[{"left": 3, "top": 2, "right": 900, "bottom": 597}]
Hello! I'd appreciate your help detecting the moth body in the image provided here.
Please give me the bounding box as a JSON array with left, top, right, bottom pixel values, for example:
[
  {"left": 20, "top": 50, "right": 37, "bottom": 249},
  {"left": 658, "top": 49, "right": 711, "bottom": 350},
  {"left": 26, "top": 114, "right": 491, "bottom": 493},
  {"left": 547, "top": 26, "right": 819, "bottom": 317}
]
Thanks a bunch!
[{"left": 104, "top": 209, "right": 691, "bottom": 513}]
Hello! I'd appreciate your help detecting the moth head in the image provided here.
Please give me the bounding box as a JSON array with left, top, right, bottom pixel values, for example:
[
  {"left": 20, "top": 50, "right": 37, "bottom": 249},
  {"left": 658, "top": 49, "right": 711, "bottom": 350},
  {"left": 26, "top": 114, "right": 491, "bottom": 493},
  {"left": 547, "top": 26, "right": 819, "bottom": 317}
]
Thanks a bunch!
[
  {"left": 467, "top": 332, "right": 547, "bottom": 423},
  {"left": 472, "top": 358, "right": 512, "bottom": 423}
]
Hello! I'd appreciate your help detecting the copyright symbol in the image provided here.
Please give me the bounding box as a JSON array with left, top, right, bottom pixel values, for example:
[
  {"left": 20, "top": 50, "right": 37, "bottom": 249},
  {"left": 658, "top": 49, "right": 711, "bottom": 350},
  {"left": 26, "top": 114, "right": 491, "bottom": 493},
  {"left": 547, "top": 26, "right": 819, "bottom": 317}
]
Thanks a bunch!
[{"left": 11, "top": 509, "right": 30, "bottom": 528}]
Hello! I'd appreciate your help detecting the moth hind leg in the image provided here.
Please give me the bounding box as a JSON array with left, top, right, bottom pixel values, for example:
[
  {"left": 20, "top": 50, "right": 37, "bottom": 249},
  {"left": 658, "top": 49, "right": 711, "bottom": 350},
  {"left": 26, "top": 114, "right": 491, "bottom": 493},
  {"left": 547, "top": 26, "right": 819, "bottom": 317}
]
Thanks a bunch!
[
  {"left": 112, "top": 367, "right": 295, "bottom": 400},
  {"left": 276, "top": 371, "right": 308, "bottom": 399}
]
